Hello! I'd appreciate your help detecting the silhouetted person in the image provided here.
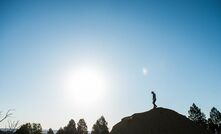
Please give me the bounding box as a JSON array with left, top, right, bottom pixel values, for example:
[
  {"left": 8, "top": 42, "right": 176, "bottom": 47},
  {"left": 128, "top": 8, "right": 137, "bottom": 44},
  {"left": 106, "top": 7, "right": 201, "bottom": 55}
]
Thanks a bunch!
[{"left": 151, "top": 91, "right": 157, "bottom": 109}]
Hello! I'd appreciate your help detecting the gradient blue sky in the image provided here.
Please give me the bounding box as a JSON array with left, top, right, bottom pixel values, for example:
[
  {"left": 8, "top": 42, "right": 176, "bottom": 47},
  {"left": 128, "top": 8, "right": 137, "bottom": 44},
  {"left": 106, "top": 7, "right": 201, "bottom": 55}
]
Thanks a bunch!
[{"left": 0, "top": 0, "right": 221, "bottom": 130}]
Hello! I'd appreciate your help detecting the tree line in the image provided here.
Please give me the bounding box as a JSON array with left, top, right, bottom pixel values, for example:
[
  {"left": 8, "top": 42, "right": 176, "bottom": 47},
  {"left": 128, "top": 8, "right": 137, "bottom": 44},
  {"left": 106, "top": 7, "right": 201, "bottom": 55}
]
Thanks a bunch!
[
  {"left": 188, "top": 103, "right": 221, "bottom": 134},
  {"left": 0, "top": 115, "right": 109, "bottom": 134},
  {"left": 1, "top": 104, "right": 220, "bottom": 134},
  {"left": 55, "top": 116, "right": 108, "bottom": 134}
]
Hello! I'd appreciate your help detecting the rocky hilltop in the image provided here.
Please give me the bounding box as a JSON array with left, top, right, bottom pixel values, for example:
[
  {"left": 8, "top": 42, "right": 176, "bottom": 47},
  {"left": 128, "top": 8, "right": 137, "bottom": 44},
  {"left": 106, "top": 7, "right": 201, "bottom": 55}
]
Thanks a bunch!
[{"left": 110, "top": 107, "right": 211, "bottom": 134}]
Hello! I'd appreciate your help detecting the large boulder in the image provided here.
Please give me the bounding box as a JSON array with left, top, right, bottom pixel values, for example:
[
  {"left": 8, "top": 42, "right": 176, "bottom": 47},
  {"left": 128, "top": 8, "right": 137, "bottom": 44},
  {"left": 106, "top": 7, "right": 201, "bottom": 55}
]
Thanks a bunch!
[{"left": 110, "top": 107, "right": 211, "bottom": 134}]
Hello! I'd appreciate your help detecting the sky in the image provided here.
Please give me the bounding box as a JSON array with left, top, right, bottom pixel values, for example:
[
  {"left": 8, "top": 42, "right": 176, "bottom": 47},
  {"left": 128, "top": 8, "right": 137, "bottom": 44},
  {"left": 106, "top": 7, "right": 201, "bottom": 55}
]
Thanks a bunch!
[{"left": 0, "top": 0, "right": 221, "bottom": 130}]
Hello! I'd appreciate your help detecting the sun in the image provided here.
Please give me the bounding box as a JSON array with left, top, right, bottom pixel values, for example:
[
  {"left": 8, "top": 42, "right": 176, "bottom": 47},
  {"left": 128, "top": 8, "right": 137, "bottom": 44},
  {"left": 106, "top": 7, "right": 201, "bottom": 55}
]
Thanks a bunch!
[{"left": 64, "top": 67, "right": 106, "bottom": 105}]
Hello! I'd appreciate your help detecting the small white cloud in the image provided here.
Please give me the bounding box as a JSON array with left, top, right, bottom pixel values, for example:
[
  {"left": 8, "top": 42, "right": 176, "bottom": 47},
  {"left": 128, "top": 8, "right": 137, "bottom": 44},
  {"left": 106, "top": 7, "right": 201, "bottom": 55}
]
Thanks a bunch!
[{"left": 142, "top": 67, "right": 148, "bottom": 76}]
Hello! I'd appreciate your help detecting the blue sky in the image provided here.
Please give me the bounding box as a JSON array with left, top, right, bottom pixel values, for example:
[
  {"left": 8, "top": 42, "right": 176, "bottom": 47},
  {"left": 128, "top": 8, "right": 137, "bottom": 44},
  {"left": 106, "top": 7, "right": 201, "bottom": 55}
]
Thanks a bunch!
[{"left": 0, "top": 0, "right": 221, "bottom": 130}]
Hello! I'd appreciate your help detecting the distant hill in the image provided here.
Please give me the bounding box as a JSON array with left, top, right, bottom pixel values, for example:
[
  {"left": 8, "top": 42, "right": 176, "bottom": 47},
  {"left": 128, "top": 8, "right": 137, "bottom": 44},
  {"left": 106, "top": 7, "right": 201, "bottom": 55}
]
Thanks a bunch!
[{"left": 110, "top": 107, "right": 211, "bottom": 134}]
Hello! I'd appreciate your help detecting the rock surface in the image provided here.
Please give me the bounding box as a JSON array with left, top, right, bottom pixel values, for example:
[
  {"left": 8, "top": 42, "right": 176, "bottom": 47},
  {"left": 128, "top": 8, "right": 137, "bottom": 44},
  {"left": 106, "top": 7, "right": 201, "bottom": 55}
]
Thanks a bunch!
[{"left": 110, "top": 107, "right": 211, "bottom": 134}]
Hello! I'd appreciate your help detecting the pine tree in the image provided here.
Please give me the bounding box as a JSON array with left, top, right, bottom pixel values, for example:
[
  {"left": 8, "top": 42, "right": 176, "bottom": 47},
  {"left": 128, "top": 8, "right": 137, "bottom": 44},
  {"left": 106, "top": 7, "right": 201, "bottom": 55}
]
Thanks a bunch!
[
  {"left": 77, "top": 119, "right": 88, "bottom": 134},
  {"left": 56, "top": 128, "right": 64, "bottom": 134},
  {"left": 32, "top": 123, "right": 42, "bottom": 134},
  {"left": 91, "top": 116, "right": 109, "bottom": 134},
  {"left": 209, "top": 107, "right": 221, "bottom": 134},
  {"left": 64, "top": 119, "right": 77, "bottom": 134},
  {"left": 47, "top": 128, "right": 54, "bottom": 134},
  {"left": 188, "top": 103, "right": 207, "bottom": 128}
]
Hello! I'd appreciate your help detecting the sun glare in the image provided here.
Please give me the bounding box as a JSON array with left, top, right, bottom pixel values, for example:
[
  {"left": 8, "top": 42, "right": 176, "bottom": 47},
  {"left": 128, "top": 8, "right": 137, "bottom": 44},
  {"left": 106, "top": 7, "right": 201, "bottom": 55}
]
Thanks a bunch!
[{"left": 64, "top": 67, "right": 106, "bottom": 106}]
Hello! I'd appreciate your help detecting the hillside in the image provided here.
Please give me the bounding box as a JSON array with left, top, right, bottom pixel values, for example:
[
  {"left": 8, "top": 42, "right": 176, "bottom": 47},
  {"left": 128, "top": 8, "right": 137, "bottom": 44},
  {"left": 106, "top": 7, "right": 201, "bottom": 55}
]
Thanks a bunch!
[{"left": 110, "top": 107, "right": 211, "bottom": 134}]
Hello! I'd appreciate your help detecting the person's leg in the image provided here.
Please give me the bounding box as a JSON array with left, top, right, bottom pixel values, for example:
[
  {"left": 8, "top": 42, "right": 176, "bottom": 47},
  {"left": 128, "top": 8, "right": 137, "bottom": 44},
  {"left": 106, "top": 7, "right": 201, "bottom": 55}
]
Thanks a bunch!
[
  {"left": 153, "top": 99, "right": 157, "bottom": 108},
  {"left": 154, "top": 103, "right": 157, "bottom": 108}
]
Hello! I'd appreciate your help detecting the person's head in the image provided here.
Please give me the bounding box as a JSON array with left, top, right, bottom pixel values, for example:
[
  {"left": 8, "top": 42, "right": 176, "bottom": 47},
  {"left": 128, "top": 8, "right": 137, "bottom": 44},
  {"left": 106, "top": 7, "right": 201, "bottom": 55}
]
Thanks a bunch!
[{"left": 151, "top": 91, "right": 154, "bottom": 94}]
